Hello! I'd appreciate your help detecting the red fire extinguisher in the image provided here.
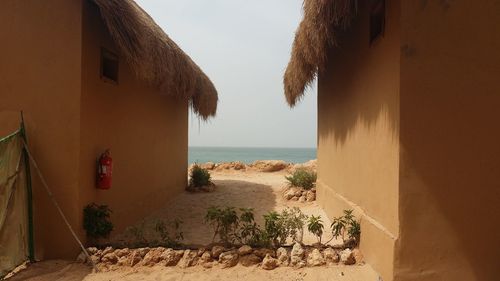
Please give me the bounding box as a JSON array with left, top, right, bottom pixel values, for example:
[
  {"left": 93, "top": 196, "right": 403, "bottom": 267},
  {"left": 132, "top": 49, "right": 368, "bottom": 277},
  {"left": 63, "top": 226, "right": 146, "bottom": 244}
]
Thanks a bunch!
[{"left": 97, "top": 149, "right": 112, "bottom": 189}]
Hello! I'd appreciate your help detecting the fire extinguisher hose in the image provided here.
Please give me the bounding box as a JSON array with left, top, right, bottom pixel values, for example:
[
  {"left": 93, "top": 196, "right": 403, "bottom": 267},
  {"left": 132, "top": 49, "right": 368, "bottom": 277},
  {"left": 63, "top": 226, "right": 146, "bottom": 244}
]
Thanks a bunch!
[{"left": 21, "top": 139, "right": 98, "bottom": 272}]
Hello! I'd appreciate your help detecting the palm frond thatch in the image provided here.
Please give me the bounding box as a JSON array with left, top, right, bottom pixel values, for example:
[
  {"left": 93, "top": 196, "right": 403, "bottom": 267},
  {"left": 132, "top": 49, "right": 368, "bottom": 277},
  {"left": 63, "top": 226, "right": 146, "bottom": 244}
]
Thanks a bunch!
[
  {"left": 284, "top": 0, "right": 357, "bottom": 107},
  {"left": 92, "top": 0, "right": 217, "bottom": 119}
]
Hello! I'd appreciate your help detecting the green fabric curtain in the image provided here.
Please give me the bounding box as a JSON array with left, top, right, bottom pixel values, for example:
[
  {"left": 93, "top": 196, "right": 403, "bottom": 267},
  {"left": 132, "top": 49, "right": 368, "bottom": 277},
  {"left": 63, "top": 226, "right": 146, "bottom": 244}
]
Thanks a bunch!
[{"left": 0, "top": 131, "right": 29, "bottom": 277}]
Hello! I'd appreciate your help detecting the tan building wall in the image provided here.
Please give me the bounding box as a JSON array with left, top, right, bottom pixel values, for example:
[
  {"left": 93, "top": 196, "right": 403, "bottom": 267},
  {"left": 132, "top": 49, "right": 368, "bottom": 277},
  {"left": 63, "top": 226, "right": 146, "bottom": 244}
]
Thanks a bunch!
[
  {"left": 79, "top": 1, "right": 188, "bottom": 236},
  {"left": 317, "top": 1, "right": 400, "bottom": 280},
  {"left": 0, "top": 0, "right": 188, "bottom": 259},
  {"left": 318, "top": 0, "right": 500, "bottom": 280},
  {"left": 396, "top": 1, "right": 500, "bottom": 280},
  {"left": 0, "top": 0, "right": 83, "bottom": 258}
]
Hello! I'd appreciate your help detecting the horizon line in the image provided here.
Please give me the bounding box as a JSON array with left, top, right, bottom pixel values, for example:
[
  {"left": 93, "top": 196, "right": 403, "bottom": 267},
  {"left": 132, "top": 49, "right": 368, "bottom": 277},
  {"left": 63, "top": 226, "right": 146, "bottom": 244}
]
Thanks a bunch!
[{"left": 188, "top": 145, "right": 317, "bottom": 149}]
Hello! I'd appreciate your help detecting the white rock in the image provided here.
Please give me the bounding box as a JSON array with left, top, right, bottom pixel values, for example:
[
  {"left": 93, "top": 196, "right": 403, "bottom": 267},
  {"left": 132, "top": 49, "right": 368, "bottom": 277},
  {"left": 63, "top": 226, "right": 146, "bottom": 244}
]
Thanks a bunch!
[
  {"left": 219, "top": 251, "right": 239, "bottom": 268},
  {"left": 239, "top": 254, "right": 261, "bottom": 267},
  {"left": 161, "top": 249, "right": 183, "bottom": 266},
  {"left": 323, "top": 247, "right": 340, "bottom": 264},
  {"left": 238, "top": 245, "right": 253, "bottom": 256},
  {"left": 211, "top": 245, "right": 225, "bottom": 258},
  {"left": 276, "top": 247, "right": 289, "bottom": 266},
  {"left": 306, "top": 191, "right": 316, "bottom": 202},
  {"left": 261, "top": 254, "right": 279, "bottom": 270},
  {"left": 141, "top": 247, "right": 166, "bottom": 266},
  {"left": 290, "top": 243, "right": 305, "bottom": 268},
  {"left": 306, "top": 249, "right": 325, "bottom": 266},
  {"left": 178, "top": 249, "right": 198, "bottom": 268},
  {"left": 340, "top": 249, "right": 356, "bottom": 265}
]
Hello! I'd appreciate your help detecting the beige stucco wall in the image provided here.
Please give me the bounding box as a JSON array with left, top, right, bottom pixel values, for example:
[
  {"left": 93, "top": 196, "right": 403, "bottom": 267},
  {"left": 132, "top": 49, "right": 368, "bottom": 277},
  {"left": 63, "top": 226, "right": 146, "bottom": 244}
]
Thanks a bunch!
[
  {"left": 317, "top": 1, "right": 400, "bottom": 280},
  {"left": 396, "top": 1, "right": 500, "bottom": 280},
  {"left": 0, "top": 0, "right": 188, "bottom": 260},
  {"left": 0, "top": 0, "right": 83, "bottom": 259},
  {"left": 79, "top": 1, "right": 188, "bottom": 238}
]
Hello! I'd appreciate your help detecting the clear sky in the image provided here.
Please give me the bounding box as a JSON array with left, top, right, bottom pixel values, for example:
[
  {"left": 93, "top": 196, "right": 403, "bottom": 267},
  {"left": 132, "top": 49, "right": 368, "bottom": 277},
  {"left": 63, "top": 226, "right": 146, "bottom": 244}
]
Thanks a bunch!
[{"left": 136, "top": 0, "right": 317, "bottom": 148}]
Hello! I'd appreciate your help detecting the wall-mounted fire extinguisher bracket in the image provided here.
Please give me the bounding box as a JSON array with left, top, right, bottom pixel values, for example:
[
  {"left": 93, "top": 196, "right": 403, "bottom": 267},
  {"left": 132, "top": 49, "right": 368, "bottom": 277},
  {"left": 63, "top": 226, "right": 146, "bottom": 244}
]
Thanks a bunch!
[{"left": 97, "top": 149, "right": 112, "bottom": 190}]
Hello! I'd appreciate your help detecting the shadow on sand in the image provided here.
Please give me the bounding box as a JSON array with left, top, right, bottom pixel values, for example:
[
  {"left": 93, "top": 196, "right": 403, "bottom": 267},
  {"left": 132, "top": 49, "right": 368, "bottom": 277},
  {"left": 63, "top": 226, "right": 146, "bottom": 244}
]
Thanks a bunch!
[{"left": 114, "top": 179, "right": 278, "bottom": 247}]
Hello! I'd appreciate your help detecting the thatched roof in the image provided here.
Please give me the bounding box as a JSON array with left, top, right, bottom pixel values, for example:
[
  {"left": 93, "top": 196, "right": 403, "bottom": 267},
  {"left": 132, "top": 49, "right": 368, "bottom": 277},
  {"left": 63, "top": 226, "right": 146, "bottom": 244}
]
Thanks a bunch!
[
  {"left": 92, "top": 0, "right": 217, "bottom": 119},
  {"left": 284, "top": 0, "right": 357, "bottom": 106}
]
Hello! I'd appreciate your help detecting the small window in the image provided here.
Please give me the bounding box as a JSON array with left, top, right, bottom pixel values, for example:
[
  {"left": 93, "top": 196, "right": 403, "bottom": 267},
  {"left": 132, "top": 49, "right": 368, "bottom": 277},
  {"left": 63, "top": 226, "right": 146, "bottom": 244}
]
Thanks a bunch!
[
  {"left": 370, "top": 0, "right": 385, "bottom": 44},
  {"left": 100, "top": 48, "right": 119, "bottom": 83}
]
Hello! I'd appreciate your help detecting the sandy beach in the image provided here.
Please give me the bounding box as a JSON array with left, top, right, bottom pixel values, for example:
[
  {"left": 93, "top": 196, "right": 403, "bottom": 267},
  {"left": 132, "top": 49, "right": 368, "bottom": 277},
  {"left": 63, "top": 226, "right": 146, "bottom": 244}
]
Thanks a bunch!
[{"left": 6, "top": 168, "right": 379, "bottom": 281}]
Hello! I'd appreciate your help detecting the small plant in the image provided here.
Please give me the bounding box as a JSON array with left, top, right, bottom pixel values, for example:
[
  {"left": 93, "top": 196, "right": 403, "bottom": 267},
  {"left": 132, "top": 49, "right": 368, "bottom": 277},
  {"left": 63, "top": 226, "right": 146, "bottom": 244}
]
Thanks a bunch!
[
  {"left": 189, "top": 164, "right": 212, "bottom": 187},
  {"left": 343, "top": 210, "right": 361, "bottom": 245},
  {"left": 330, "top": 215, "right": 347, "bottom": 242},
  {"left": 204, "top": 206, "right": 310, "bottom": 248},
  {"left": 263, "top": 211, "right": 286, "bottom": 247},
  {"left": 285, "top": 168, "right": 317, "bottom": 190},
  {"left": 83, "top": 203, "right": 113, "bottom": 244},
  {"left": 329, "top": 209, "right": 361, "bottom": 247},
  {"left": 154, "top": 218, "right": 184, "bottom": 247},
  {"left": 280, "top": 207, "right": 308, "bottom": 244},
  {"left": 237, "top": 208, "right": 264, "bottom": 246},
  {"left": 205, "top": 206, "right": 239, "bottom": 245},
  {"left": 126, "top": 223, "right": 147, "bottom": 247},
  {"left": 307, "top": 215, "right": 324, "bottom": 244}
]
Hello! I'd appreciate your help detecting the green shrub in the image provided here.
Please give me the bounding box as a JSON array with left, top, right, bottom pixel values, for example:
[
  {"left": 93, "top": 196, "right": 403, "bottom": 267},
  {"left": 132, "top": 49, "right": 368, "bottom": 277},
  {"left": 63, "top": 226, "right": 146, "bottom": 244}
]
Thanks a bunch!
[
  {"left": 263, "top": 211, "right": 286, "bottom": 246},
  {"left": 205, "top": 206, "right": 239, "bottom": 245},
  {"left": 329, "top": 209, "right": 361, "bottom": 247},
  {"left": 204, "top": 206, "right": 309, "bottom": 248},
  {"left": 279, "top": 207, "right": 308, "bottom": 244},
  {"left": 285, "top": 168, "right": 317, "bottom": 189},
  {"left": 237, "top": 208, "right": 265, "bottom": 247},
  {"left": 307, "top": 215, "right": 324, "bottom": 244},
  {"left": 83, "top": 203, "right": 113, "bottom": 243},
  {"left": 330, "top": 216, "right": 346, "bottom": 241},
  {"left": 126, "top": 223, "right": 147, "bottom": 248},
  {"left": 189, "top": 164, "right": 212, "bottom": 187},
  {"left": 154, "top": 218, "right": 184, "bottom": 247}
]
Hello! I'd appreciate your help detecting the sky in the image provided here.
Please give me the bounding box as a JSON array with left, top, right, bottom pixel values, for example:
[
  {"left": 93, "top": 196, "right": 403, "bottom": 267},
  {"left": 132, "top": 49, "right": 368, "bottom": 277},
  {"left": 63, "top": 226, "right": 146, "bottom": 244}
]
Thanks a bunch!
[{"left": 136, "top": 0, "right": 317, "bottom": 148}]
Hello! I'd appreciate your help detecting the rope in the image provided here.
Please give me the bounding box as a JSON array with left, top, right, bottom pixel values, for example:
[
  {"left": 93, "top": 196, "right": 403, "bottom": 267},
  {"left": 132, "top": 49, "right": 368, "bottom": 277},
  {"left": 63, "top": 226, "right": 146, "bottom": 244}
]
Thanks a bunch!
[{"left": 21, "top": 140, "right": 98, "bottom": 272}]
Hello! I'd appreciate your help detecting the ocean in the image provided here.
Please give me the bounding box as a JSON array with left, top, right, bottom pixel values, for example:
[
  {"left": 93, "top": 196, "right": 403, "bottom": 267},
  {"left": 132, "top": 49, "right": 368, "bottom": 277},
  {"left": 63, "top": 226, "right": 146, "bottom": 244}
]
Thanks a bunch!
[{"left": 188, "top": 147, "right": 316, "bottom": 164}]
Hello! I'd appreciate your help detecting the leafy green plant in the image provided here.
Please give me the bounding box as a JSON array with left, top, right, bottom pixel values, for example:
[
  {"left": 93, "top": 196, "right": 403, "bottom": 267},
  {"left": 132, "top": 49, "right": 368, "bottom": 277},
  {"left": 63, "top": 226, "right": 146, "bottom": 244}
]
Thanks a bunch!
[
  {"left": 263, "top": 211, "right": 286, "bottom": 247},
  {"left": 83, "top": 203, "right": 113, "bottom": 244},
  {"left": 237, "top": 208, "right": 265, "bottom": 246},
  {"left": 189, "top": 164, "right": 212, "bottom": 187},
  {"left": 285, "top": 168, "right": 317, "bottom": 190},
  {"left": 154, "top": 218, "right": 184, "bottom": 247},
  {"left": 205, "top": 206, "right": 239, "bottom": 245},
  {"left": 205, "top": 206, "right": 310, "bottom": 248},
  {"left": 329, "top": 209, "right": 361, "bottom": 247},
  {"left": 343, "top": 210, "right": 361, "bottom": 245},
  {"left": 126, "top": 223, "right": 148, "bottom": 247},
  {"left": 280, "top": 207, "right": 308, "bottom": 244},
  {"left": 330, "top": 215, "right": 347, "bottom": 242},
  {"left": 307, "top": 215, "right": 324, "bottom": 244}
]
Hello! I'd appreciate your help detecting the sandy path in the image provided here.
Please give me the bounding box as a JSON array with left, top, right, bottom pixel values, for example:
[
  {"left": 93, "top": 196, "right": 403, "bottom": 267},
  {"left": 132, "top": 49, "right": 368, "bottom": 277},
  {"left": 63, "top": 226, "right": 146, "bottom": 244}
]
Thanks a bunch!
[
  {"left": 118, "top": 170, "right": 339, "bottom": 246},
  {"left": 6, "top": 171, "right": 379, "bottom": 281},
  {"left": 7, "top": 260, "right": 379, "bottom": 281}
]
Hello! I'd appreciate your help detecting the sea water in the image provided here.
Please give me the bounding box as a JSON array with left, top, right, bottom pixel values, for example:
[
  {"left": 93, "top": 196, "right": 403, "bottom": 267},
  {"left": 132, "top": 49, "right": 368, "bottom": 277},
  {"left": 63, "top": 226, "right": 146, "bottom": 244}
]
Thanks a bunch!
[{"left": 188, "top": 147, "right": 316, "bottom": 164}]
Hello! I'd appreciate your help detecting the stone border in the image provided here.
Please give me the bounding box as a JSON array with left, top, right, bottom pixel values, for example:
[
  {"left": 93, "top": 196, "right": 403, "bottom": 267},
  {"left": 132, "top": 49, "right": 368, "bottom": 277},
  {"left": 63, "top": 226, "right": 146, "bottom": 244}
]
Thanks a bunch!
[
  {"left": 283, "top": 186, "right": 316, "bottom": 202},
  {"left": 79, "top": 243, "right": 363, "bottom": 272}
]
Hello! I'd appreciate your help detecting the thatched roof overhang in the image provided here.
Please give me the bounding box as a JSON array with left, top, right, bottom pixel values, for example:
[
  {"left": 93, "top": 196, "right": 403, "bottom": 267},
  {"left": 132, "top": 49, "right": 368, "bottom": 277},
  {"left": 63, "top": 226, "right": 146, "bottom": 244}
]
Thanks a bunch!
[
  {"left": 92, "top": 0, "right": 218, "bottom": 119},
  {"left": 284, "top": 0, "right": 357, "bottom": 107}
]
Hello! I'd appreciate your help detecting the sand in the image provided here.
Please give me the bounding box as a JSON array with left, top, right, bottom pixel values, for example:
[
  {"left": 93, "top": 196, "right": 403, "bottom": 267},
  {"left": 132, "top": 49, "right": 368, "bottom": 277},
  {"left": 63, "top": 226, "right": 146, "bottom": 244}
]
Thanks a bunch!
[
  {"left": 120, "top": 169, "right": 340, "bottom": 246},
  {"left": 5, "top": 170, "right": 379, "bottom": 281},
  {"left": 7, "top": 260, "right": 378, "bottom": 281}
]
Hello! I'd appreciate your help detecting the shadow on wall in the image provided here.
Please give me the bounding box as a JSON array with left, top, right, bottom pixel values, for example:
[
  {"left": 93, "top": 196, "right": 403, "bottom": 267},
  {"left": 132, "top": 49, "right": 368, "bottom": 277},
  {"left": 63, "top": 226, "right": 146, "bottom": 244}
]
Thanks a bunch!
[
  {"left": 112, "top": 179, "right": 277, "bottom": 247},
  {"left": 317, "top": 1, "right": 400, "bottom": 146}
]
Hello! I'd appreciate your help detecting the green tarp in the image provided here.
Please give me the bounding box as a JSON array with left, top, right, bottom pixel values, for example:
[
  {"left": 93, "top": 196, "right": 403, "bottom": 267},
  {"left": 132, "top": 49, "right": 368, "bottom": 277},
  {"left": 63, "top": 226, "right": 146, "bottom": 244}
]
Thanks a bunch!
[{"left": 0, "top": 131, "right": 29, "bottom": 277}]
